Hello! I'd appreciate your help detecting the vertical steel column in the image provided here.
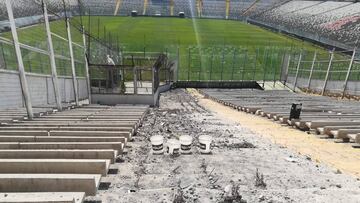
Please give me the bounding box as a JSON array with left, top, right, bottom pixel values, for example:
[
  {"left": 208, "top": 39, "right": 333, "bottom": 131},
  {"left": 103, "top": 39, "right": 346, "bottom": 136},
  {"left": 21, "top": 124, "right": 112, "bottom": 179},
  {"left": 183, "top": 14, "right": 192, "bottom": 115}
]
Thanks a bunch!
[
  {"left": 321, "top": 50, "right": 335, "bottom": 96},
  {"left": 341, "top": 48, "right": 357, "bottom": 99},
  {"left": 66, "top": 18, "right": 79, "bottom": 106},
  {"left": 5, "top": 0, "right": 33, "bottom": 119},
  {"left": 43, "top": 1, "right": 62, "bottom": 111},
  {"left": 307, "top": 51, "right": 317, "bottom": 90},
  {"left": 293, "top": 51, "right": 303, "bottom": 92},
  {"left": 82, "top": 26, "right": 92, "bottom": 104}
]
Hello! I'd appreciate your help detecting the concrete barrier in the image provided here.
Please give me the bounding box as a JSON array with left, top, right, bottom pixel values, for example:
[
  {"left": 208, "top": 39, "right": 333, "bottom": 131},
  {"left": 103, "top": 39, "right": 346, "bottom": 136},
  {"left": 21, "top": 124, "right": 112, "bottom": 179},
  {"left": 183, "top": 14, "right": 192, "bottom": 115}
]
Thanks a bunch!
[
  {"left": 0, "top": 192, "right": 85, "bottom": 203},
  {"left": 0, "top": 174, "right": 101, "bottom": 196},
  {"left": 0, "top": 149, "right": 118, "bottom": 163},
  {"left": 0, "top": 159, "right": 110, "bottom": 176}
]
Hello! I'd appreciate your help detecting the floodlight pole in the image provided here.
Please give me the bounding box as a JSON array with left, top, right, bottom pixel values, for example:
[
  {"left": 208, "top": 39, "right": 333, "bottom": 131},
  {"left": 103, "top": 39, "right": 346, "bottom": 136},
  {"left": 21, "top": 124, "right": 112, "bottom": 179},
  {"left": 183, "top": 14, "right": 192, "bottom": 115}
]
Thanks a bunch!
[
  {"left": 43, "top": 1, "right": 62, "bottom": 111},
  {"left": 66, "top": 18, "right": 80, "bottom": 106},
  {"left": 341, "top": 47, "right": 357, "bottom": 99},
  {"left": 307, "top": 51, "right": 317, "bottom": 90},
  {"left": 5, "top": 0, "right": 33, "bottom": 119},
  {"left": 293, "top": 51, "right": 303, "bottom": 92},
  {"left": 321, "top": 49, "right": 335, "bottom": 96},
  {"left": 82, "top": 26, "right": 92, "bottom": 104}
]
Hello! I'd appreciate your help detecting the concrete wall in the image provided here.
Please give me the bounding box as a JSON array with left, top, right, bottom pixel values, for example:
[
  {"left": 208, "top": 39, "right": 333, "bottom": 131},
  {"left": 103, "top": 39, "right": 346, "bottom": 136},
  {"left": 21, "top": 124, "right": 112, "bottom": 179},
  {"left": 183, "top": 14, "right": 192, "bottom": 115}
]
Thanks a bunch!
[
  {"left": 91, "top": 83, "right": 172, "bottom": 106},
  {"left": 92, "top": 94, "right": 156, "bottom": 106},
  {"left": 0, "top": 70, "right": 88, "bottom": 110}
]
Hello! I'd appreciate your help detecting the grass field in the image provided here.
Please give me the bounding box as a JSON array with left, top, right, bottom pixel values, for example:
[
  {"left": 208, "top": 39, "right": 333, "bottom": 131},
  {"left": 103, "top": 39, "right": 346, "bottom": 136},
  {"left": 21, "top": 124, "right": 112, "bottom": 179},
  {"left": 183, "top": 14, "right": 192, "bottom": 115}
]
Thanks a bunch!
[
  {"left": 83, "top": 16, "right": 356, "bottom": 81},
  {"left": 1, "top": 16, "right": 358, "bottom": 81}
]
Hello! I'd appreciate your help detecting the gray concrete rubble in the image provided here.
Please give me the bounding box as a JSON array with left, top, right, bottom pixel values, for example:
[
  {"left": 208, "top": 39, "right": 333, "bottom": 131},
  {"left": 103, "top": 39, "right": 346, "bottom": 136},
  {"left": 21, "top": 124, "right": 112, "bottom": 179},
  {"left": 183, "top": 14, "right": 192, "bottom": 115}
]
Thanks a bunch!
[{"left": 98, "top": 89, "right": 360, "bottom": 203}]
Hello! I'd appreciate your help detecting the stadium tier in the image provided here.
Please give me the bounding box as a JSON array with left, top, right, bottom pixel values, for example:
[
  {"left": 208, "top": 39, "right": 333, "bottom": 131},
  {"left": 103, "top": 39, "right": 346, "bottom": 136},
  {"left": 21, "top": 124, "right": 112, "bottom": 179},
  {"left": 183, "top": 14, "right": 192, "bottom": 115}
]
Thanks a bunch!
[{"left": 253, "top": 0, "right": 360, "bottom": 46}]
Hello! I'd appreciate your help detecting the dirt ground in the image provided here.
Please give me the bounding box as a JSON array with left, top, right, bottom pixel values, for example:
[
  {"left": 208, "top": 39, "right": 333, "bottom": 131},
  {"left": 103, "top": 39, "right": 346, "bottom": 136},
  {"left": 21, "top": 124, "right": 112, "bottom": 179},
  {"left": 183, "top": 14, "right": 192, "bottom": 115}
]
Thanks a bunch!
[{"left": 98, "top": 89, "right": 360, "bottom": 203}]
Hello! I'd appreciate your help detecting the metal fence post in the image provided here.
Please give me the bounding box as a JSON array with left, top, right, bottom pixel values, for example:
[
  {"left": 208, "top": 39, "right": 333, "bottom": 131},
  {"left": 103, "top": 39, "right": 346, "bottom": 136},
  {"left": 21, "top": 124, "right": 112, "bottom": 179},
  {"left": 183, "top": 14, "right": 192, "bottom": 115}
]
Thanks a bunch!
[
  {"left": 341, "top": 48, "right": 357, "bottom": 99},
  {"left": 5, "top": 0, "right": 33, "bottom": 119},
  {"left": 231, "top": 49, "right": 236, "bottom": 81},
  {"left": 43, "top": 1, "right": 62, "bottom": 111},
  {"left": 209, "top": 48, "right": 214, "bottom": 81},
  {"left": 252, "top": 48, "right": 259, "bottom": 81},
  {"left": 187, "top": 48, "right": 191, "bottom": 81},
  {"left": 262, "top": 48, "right": 268, "bottom": 88},
  {"left": 176, "top": 46, "right": 179, "bottom": 82},
  {"left": 321, "top": 50, "right": 335, "bottom": 96},
  {"left": 82, "top": 26, "right": 92, "bottom": 104},
  {"left": 284, "top": 54, "right": 291, "bottom": 86},
  {"left": 221, "top": 47, "right": 225, "bottom": 81},
  {"left": 272, "top": 52, "right": 276, "bottom": 87},
  {"left": 307, "top": 51, "right": 317, "bottom": 90},
  {"left": 134, "top": 67, "right": 137, "bottom": 95},
  {"left": 293, "top": 51, "right": 303, "bottom": 92},
  {"left": 242, "top": 49, "right": 247, "bottom": 81},
  {"left": 66, "top": 18, "right": 80, "bottom": 106}
]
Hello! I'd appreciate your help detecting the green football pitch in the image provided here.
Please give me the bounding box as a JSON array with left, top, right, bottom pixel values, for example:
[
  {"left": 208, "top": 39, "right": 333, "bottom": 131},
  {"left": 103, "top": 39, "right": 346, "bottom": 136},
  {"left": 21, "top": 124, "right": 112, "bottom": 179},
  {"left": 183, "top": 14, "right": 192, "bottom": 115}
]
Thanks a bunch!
[
  {"left": 83, "top": 16, "right": 334, "bottom": 81},
  {"left": 1, "top": 16, "right": 355, "bottom": 81}
]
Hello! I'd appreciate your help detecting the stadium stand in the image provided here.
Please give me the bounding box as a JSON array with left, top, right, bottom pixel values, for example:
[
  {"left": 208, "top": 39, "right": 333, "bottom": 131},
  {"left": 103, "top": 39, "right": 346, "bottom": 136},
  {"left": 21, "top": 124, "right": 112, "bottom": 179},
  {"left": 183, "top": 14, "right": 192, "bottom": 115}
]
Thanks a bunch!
[
  {"left": 202, "top": 0, "right": 226, "bottom": 18},
  {"left": 253, "top": 1, "right": 360, "bottom": 46},
  {"left": 118, "top": 0, "right": 144, "bottom": 16},
  {"left": 146, "top": 0, "right": 171, "bottom": 16}
]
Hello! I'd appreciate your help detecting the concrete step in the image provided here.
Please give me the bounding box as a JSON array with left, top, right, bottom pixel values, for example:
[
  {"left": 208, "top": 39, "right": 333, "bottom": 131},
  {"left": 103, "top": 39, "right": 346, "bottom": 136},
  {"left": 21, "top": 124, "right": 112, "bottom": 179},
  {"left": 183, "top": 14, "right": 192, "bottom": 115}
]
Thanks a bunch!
[
  {"left": 0, "top": 174, "right": 101, "bottom": 196},
  {"left": 306, "top": 121, "right": 360, "bottom": 129},
  {"left": 49, "top": 131, "right": 131, "bottom": 139},
  {"left": 0, "top": 126, "right": 133, "bottom": 132},
  {"left": 0, "top": 159, "right": 110, "bottom": 176},
  {"left": 0, "top": 192, "right": 85, "bottom": 203},
  {"left": 0, "top": 149, "right": 118, "bottom": 163},
  {"left": 347, "top": 134, "right": 360, "bottom": 143},
  {"left": 29, "top": 118, "right": 139, "bottom": 122},
  {"left": 0, "top": 136, "right": 127, "bottom": 144},
  {"left": 0, "top": 131, "right": 48, "bottom": 136},
  {"left": 0, "top": 142, "right": 124, "bottom": 151},
  {"left": 7, "top": 121, "right": 137, "bottom": 128}
]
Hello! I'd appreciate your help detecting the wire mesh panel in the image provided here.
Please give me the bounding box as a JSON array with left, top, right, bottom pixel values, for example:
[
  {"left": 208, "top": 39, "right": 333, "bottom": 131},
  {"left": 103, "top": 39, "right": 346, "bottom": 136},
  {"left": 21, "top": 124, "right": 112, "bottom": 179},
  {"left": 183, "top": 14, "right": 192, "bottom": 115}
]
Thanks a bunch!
[{"left": 0, "top": 8, "right": 16, "bottom": 71}]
